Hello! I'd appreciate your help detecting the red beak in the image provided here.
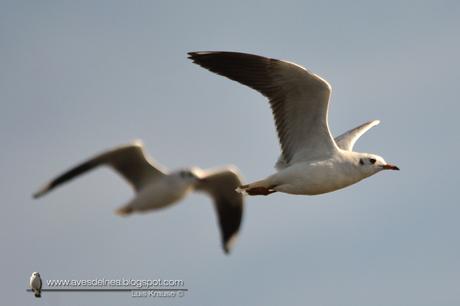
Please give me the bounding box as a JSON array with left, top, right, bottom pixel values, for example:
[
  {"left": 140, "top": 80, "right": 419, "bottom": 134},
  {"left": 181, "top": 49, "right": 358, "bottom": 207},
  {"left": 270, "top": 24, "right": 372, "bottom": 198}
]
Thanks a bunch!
[{"left": 382, "top": 164, "right": 400, "bottom": 170}]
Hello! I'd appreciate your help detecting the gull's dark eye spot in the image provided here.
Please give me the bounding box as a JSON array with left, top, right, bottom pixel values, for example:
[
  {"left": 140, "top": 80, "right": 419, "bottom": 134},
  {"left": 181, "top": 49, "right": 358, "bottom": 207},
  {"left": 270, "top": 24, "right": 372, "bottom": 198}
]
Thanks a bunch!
[
  {"left": 359, "top": 159, "right": 364, "bottom": 165},
  {"left": 369, "top": 158, "right": 376, "bottom": 164}
]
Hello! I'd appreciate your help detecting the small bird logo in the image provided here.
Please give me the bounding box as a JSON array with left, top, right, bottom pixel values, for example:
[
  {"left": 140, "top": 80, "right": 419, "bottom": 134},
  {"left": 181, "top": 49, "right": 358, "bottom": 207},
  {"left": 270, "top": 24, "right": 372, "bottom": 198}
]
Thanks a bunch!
[{"left": 29, "top": 272, "right": 42, "bottom": 298}]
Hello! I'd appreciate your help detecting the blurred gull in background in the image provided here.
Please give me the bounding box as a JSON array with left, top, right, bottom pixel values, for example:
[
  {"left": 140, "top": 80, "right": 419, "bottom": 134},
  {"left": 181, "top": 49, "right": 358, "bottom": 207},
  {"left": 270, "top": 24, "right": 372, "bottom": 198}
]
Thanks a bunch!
[{"left": 33, "top": 140, "right": 244, "bottom": 254}]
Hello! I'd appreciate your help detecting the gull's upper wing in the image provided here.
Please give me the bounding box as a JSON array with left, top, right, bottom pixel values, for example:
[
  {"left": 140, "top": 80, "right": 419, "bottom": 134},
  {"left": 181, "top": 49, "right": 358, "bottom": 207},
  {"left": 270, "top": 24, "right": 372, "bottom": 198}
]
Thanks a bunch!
[
  {"left": 334, "top": 120, "right": 380, "bottom": 151},
  {"left": 33, "top": 140, "right": 167, "bottom": 198},
  {"left": 194, "top": 166, "right": 244, "bottom": 254},
  {"left": 188, "top": 51, "right": 338, "bottom": 164}
]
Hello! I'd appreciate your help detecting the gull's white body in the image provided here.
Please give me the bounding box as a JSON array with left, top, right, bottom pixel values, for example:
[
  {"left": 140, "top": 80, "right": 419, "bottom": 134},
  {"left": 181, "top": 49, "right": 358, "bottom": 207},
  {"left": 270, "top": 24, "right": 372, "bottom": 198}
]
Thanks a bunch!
[
  {"left": 189, "top": 51, "right": 398, "bottom": 196},
  {"left": 260, "top": 151, "right": 372, "bottom": 195},
  {"left": 123, "top": 174, "right": 195, "bottom": 212}
]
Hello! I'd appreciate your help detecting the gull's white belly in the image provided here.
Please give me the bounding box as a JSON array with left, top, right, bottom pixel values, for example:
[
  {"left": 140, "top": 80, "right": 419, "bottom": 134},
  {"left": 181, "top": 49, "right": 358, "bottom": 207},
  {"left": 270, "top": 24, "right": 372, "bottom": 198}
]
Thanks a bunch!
[
  {"left": 271, "top": 160, "right": 364, "bottom": 195},
  {"left": 130, "top": 179, "right": 193, "bottom": 212}
]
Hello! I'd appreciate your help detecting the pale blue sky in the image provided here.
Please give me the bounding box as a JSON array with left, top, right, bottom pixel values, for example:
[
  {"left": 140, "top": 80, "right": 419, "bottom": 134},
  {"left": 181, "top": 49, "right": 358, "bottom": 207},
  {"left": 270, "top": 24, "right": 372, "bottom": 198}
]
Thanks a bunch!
[{"left": 1, "top": 0, "right": 459, "bottom": 305}]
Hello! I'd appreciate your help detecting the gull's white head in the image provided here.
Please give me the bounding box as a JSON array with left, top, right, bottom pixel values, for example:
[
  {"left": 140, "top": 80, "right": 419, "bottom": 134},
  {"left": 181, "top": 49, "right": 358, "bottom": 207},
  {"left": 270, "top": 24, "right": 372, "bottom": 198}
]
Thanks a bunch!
[{"left": 356, "top": 153, "right": 399, "bottom": 177}]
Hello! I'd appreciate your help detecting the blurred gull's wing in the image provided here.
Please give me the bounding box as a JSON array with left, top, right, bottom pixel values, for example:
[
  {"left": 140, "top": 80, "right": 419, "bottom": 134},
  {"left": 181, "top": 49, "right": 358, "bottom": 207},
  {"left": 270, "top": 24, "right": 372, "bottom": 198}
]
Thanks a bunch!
[
  {"left": 334, "top": 120, "right": 380, "bottom": 151},
  {"left": 33, "top": 140, "right": 167, "bottom": 198},
  {"left": 188, "top": 51, "right": 338, "bottom": 164},
  {"left": 194, "top": 166, "right": 244, "bottom": 254}
]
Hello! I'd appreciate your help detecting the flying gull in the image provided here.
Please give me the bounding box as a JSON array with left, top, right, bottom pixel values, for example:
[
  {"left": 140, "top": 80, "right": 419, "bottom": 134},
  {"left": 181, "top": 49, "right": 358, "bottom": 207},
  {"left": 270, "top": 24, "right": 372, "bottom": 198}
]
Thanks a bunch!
[
  {"left": 188, "top": 51, "right": 399, "bottom": 196},
  {"left": 33, "top": 140, "right": 244, "bottom": 253}
]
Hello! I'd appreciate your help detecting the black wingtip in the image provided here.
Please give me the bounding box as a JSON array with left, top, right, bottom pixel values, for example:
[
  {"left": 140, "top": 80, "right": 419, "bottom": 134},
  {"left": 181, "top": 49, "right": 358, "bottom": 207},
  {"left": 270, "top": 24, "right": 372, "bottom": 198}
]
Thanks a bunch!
[
  {"left": 187, "top": 51, "right": 201, "bottom": 59},
  {"left": 32, "top": 191, "right": 43, "bottom": 199},
  {"left": 187, "top": 51, "right": 212, "bottom": 61},
  {"left": 222, "top": 234, "right": 239, "bottom": 255},
  {"left": 32, "top": 184, "right": 50, "bottom": 199},
  {"left": 188, "top": 51, "right": 231, "bottom": 61}
]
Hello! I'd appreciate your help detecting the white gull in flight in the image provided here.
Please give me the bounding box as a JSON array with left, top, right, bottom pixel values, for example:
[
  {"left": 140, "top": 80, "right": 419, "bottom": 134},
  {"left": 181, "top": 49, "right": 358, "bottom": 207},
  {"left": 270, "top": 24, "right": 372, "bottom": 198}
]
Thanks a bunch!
[
  {"left": 189, "top": 51, "right": 399, "bottom": 196},
  {"left": 33, "top": 140, "right": 244, "bottom": 253}
]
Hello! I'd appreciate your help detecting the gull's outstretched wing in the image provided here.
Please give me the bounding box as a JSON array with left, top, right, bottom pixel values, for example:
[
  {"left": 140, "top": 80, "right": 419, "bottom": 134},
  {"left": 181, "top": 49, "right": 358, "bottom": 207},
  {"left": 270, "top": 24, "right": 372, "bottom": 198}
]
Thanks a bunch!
[
  {"left": 188, "top": 51, "right": 338, "bottom": 164},
  {"left": 33, "top": 140, "right": 167, "bottom": 198},
  {"left": 334, "top": 120, "right": 380, "bottom": 151},
  {"left": 194, "top": 166, "right": 244, "bottom": 254}
]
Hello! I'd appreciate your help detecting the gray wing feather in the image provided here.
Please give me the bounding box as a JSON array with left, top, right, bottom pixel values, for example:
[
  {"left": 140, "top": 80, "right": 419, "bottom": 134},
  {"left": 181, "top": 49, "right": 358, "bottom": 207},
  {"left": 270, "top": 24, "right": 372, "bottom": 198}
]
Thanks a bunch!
[
  {"left": 188, "top": 51, "right": 338, "bottom": 164},
  {"left": 334, "top": 120, "right": 380, "bottom": 151},
  {"left": 33, "top": 140, "right": 166, "bottom": 198}
]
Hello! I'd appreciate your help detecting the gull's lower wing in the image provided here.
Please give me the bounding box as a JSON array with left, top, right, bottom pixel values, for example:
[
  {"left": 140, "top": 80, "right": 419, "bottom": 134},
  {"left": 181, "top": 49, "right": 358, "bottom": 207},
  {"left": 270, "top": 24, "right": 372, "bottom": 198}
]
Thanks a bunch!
[
  {"left": 194, "top": 166, "right": 244, "bottom": 254},
  {"left": 334, "top": 120, "right": 380, "bottom": 151},
  {"left": 33, "top": 140, "right": 167, "bottom": 198},
  {"left": 188, "top": 51, "right": 338, "bottom": 164}
]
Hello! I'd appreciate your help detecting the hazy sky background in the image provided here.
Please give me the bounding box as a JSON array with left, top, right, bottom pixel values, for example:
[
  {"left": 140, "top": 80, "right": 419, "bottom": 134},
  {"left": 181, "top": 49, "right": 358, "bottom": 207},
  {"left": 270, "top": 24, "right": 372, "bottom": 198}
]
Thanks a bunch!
[{"left": 1, "top": 0, "right": 459, "bottom": 305}]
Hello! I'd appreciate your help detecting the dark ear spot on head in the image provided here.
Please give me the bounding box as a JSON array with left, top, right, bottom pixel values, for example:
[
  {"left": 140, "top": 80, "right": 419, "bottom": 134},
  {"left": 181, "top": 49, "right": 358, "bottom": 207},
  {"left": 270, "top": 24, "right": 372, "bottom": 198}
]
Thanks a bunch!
[{"left": 359, "top": 158, "right": 364, "bottom": 165}]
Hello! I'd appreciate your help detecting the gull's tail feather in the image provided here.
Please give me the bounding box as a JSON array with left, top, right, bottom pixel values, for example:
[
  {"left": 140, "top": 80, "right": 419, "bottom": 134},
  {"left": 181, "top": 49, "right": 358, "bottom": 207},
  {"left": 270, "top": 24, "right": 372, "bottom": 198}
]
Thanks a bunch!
[{"left": 34, "top": 291, "right": 41, "bottom": 298}]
